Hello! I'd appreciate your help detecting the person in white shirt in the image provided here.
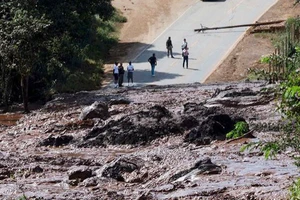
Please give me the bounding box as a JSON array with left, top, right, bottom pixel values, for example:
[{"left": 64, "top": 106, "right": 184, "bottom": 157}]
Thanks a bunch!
[
  {"left": 181, "top": 38, "right": 188, "bottom": 50},
  {"left": 112, "top": 62, "right": 119, "bottom": 88},
  {"left": 182, "top": 47, "right": 189, "bottom": 69},
  {"left": 127, "top": 61, "right": 134, "bottom": 86}
]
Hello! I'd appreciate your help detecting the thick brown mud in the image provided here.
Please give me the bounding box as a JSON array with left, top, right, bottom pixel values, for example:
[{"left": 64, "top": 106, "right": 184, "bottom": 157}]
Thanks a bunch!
[
  {"left": 0, "top": 82, "right": 297, "bottom": 200},
  {"left": 0, "top": 114, "right": 23, "bottom": 126}
]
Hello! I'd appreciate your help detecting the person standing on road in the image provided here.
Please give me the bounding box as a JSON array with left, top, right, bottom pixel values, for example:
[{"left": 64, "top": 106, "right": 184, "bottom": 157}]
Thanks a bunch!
[
  {"left": 166, "top": 36, "right": 174, "bottom": 58},
  {"left": 182, "top": 47, "right": 189, "bottom": 69},
  {"left": 112, "top": 62, "right": 119, "bottom": 88},
  {"left": 181, "top": 38, "right": 188, "bottom": 50},
  {"left": 118, "top": 63, "right": 125, "bottom": 87},
  {"left": 127, "top": 61, "right": 134, "bottom": 86},
  {"left": 148, "top": 53, "right": 157, "bottom": 77}
]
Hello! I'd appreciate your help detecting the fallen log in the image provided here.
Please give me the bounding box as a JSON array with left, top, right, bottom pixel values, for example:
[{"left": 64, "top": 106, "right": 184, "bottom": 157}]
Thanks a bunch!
[{"left": 194, "top": 20, "right": 285, "bottom": 32}]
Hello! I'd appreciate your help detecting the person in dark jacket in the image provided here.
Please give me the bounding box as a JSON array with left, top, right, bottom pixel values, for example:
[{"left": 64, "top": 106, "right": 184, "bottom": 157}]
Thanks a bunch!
[
  {"left": 127, "top": 61, "right": 134, "bottom": 86},
  {"left": 148, "top": 53, "right": 157, "bottom": 77},
  {"left": 118, "top": 63, "right": 125, "bottom": 87},
  {"left": 166, "top": 36, "right": 174, "bottom": 58},
  {"left": 112, "top": 62, "right": 119, "bottom": 88}
]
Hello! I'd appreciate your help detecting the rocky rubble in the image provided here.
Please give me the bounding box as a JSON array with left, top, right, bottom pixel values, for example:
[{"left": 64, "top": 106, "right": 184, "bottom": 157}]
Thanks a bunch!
[{"left": 0, "top": 81, "right": 297, "bottom": 200}]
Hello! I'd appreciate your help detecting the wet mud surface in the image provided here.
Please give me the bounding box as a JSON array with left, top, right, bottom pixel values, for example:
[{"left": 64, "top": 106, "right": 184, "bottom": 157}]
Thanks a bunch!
[{"left": 0, "top": 81, "right": 298, "bottom": 200}]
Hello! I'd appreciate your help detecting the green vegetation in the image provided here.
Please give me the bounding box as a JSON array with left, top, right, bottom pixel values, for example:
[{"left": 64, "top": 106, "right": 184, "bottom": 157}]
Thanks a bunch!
[
  {"left": 17, "top": 194, "right": 27, "bottom": 200},
  {"left": 0, "top": 0, "right": 126, "bottom": 112},
  {"left": 242, "top": 17, "right": 300, "bottom": 198},
  {"left": 290, "top": 178, "right": 300, "bottom": 200},
  {"left": 226, "top": 121, "right": 249, "bottom": 139},
  {"left": 241, "top": 141, "right": 280, "bottom": 159}
]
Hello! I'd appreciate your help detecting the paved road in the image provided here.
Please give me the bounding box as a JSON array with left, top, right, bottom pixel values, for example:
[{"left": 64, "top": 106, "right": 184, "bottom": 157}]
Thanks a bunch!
[{"left": 128, "top": 0, "right": 278, "bottom": 86}]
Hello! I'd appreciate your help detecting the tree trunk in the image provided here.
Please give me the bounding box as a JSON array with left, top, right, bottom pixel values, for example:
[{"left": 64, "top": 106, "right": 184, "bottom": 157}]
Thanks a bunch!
[
  {"left": 21, "top": 75, "right": 30, "bottom": 113},
  {"left": 0, "top": 59, "right": 9, "bottom": 112}
]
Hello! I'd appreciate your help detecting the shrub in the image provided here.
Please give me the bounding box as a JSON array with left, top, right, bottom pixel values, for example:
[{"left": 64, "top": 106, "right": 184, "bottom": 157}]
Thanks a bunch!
[
  {"left": 226, "top": 121, "right": 249, "bottom": 139},
  {"left": 290, "top": 178, "right": 300, "bottom": 200}
]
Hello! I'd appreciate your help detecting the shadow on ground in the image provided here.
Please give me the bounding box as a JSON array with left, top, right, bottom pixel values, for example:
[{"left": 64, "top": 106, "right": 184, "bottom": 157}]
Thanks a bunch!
[
  {"left": 106, "top": 41, "right": 187, "bottom": 64},
  {"left": 107, "top": 42, "right": 154, "bottom": 64},
  {"left": 104, "top": 70, "right": 183, "bottom": 87}
]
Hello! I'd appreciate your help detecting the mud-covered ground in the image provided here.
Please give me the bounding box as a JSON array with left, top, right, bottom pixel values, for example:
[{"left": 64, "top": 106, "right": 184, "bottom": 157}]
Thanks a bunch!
[{"left": 0, "top": 81, "right": 298, "bottom": 200}]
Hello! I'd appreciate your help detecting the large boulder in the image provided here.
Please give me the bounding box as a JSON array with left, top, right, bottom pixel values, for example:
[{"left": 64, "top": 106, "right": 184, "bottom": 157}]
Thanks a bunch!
[
  {"left": 100, "top": 157, "right": 144, "bottom": 182},
  {"left": 79, "top": 101, "right": 109, "bottom": 120},
  {"left": 68, "top": 166, "right": 94, "bottom": 182},
  {"left": 39, "top": 134, "right": 73, "bottom": 147},
  {"left": 169, "top": 157, "right": 222, "bottom": 182},
  {"left": 180, "top": 103, "right": 227, "bottom": 130},
  {"left": 184, "top": 114, "right": 245, "bottom": 145},
  {"left": 194, "top": 157, "right": 222, "bottom": 175},
  {"left": 80, "top": 105, "right": 182, "bottom": 146}
]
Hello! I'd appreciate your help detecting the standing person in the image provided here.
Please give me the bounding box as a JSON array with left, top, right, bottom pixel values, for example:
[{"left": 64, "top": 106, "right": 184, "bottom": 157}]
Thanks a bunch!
[
  {"left": 181, "top": 38, "right": 188, "bottom": 50},
  {"left": 127, "top": 61, "right": 134, "bottom": 86},
  {"left": 182, "top": 47, "right": 189, "bottom": 69},
  {"left": 118, "top": 63, "right": 125, "bottom": 87},
  {"left": 112, "top": 62, "right": 119, "bottom": 88},
  {"left": 166, "top": 36, "right": 174, "bottom": 58},
  {"left": 148, "top": 53, "right": 157, "bottom": 77}
]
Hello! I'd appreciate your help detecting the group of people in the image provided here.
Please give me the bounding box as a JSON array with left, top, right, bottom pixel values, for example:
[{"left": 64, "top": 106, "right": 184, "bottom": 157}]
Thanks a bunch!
[
  {"left": 146, "top": 37, "right": 189, "bottom": 78},
  {"left": 112, "top": 37, "right": 189, "bottom": 88},
  {"left": 112, "top": 61, "right": 134, "bottom": 88},
  {"left": 166, "top": 37, "right": 189, "bottom": 68}
]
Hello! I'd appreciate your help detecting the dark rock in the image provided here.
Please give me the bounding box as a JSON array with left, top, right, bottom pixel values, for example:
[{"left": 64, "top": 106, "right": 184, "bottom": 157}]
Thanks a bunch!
[
  {"left": 169, "top": 158, "right": 222, "bottom": 182},
  {"left": 184, "top": 114, "right": 245, "bottom": 145},
  {"left": 151, "top": 155, "right": 162, "bottom": 162},
  {"left": 80, "top": 105, "right": 182, "bottom": 146},
  {"left": 79, "top": 101, "right": 109, "bottom": 120},
  {"left": 31, "top": 165, "right": 43, "bottom": 173},
  {"left": 223, "top": 88, "right": 257, "bottom": 98},
  {"left": 40, "top": 135, "right": 73, "bottom": 147},
  {"left": 107, "top": 191, "right": 125, "bottom": 200},
  {"left": 109, "top": 98, "right": 131, "bottom": 105},
  {"left": 0, "top": 168, "right": 10, "bottom": 180},
  {"left": 169, "top": 169, "right": 193, "bottom": 182},
  {"left": 180, "top": 115, "right": 199, "bottom": 130},
  {"left": 101, "top": 157, "right": 144, "bottom": 182},
  {"left": 68, "top": 166, "right": 94, "bottom": 182},
  {"left": 194, "top": 157, "right": 222, "bottom": 175}
]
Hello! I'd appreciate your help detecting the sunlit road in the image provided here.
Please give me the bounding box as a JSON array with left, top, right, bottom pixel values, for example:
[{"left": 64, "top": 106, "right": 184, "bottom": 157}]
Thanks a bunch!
[{"left": 128, "top": 0, "right": 277, "bottom": 86}]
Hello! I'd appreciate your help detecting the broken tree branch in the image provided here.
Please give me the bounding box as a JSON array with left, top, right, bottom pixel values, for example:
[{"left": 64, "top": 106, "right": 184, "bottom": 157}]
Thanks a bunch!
[{"left": 194, "top": 20, "right": 285, "bottom": 32}]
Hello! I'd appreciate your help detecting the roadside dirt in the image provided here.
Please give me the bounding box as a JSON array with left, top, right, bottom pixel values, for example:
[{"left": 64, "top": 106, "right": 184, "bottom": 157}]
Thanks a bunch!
[
  {"left": 109, "top": 0, "right": 300, "bottom": 84},
  {"left": 205, "top": 0, "right": 300, "bottom": 83}
]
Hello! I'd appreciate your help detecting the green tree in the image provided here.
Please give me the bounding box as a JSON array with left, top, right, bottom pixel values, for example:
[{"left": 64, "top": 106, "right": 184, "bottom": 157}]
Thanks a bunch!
[
  {"left": 4, "top": 1, "right": 50, "bottom": 112},
  {"left": 0, "top": 0, "right": 119, "bottom": 111},
  {"left": 36, "top": 0, "right": 115, "bottom": 93}
]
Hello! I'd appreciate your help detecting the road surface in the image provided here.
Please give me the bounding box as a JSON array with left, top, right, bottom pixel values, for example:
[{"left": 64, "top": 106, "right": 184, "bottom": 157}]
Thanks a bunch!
[{"left": 127, "top": 0, "right": 278, "bottom": 86}]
